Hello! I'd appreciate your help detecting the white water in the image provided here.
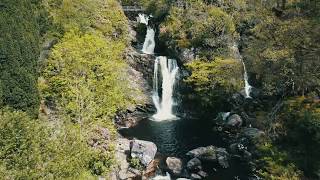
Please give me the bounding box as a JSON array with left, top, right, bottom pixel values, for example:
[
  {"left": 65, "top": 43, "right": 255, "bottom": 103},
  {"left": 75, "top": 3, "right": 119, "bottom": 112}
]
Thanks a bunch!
[
  {"left": 152, "top": 56, "right": 179, "bottom": 121},
  {"left": 231, "top": 43, "right": 252, "bottom": 98},
  {"left": 152, "top": 172, "right": 171, "bottom": 180},
  {"left": 138, "top": 13, "right": 150, "bottom": 26},
  {"left": 222, "top": 112, "right": 231, "bottom": 121},
  {"left": 142, "top": 27, "right": 155, "bottom": 54}
]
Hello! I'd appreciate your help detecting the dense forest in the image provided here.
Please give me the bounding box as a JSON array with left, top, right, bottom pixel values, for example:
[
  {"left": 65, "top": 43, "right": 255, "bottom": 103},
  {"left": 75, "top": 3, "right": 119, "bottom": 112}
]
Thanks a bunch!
[{"left": 0, "top": 0, "right": 319, "bottom": 180}]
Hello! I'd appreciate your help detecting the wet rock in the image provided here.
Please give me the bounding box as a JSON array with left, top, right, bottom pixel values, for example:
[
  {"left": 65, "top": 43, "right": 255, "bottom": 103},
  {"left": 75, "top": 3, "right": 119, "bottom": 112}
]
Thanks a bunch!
[
  {"left": 113, "top": 138, "right": 141, "bottom": 180},
  {"left": 187, "top": 157, "right": 202, "bottom": 171},
  {"left": 190, "top": 173, "right": 202, "bottom": 179},
  {"left": 226, "top": 114, "right": 243, "bottom": 127},
  {"left": 229, "top": 92, "right": 246, "bottom": 110},
  {"left": 130, "top": 140, "right": 157, "bottom": 166},
  {"left": 186, "top": 146, "right": 217, "bottom": 161},
  {"left": 197, "top": 170, "right": 208, "bottom": 178},
  {"left": 242, "top": 128, "right": 264, "bottom": 140},
  {"left": 143, "top": 159, "right": 159, "bottom": 178},
  {"left": 243, "top": 150, "right": 252, "bottom": 160},
  {"left": 250, "top": 87, "right": 261, "bottom": 99},
  {"left": 177, "top": 178, "right": 191, "bottom": 180},
  {"left": 216, "top": 148, "right": 230, "bottom": 168},
  {"left": 166, "top": 157, "right": 183, "bottom": 175}
]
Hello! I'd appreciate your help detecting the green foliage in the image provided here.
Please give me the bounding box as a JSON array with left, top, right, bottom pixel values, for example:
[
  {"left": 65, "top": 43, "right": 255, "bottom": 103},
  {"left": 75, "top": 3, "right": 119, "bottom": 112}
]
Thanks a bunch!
[
  {"left": 256, "top": 141, "right": 302, "bottom": 180},
  {"left": 43, "top": 0, "right": 129, "bottom": 42},
  {"left": 0, "top": 0, "right": 40, "bottom": 115},
  {"left": 185, "top": 57, "right": 243, "bottom": 113},
  {"left": 242, "top": 1, "right": 320, "bottom": 96},
  {"left": 129, "top": 157, "right": 143, "bottom": 170},
  {"left": 41, "top": 30, "right": 132, "bottom": 123},
  {"left": 160, "top": 3, "right": 236, "bottom": 59},
  {"left": 0, "top": 107, "right": 116, "bottom": 179},
  {"left": 278, "top": 97, "right": 320, "bottom": 177}
]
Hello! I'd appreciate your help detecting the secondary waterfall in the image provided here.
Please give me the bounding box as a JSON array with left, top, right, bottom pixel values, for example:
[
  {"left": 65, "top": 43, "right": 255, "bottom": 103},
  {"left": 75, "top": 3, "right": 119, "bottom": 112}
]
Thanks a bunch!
[
  {"left": 138, "top": 14, "right": 155, "bottom": 54},
  {"left": 152, "top": 56, "right": 179, "bottom": 121},
  {"left": 142, "top": 27, "right": 155, "bottom": 54},
  {"left": 138, "top": 13, "right": 150, "bottom": 26},
  {"left": 231, "top": 43, "right": 252, "bottom": 98}
]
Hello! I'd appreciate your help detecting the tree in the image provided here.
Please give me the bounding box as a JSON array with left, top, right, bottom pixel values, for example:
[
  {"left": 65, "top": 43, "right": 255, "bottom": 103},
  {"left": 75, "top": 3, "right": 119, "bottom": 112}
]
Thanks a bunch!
[{"left": 0, "top": 0, "right": 40, "bottom": 115}]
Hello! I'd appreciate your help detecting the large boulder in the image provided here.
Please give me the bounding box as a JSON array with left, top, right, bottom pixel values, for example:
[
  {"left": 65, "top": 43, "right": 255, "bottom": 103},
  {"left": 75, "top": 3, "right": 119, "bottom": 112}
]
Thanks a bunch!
[
  {"left": 226, "top": 114, "right": 243, "bottom": 127},
  {"left": 166, "top": 157, "right": 183, "bottom": 175},
  {"left": 187, "top": 146, "right": 230, "bottom": 168},
  {"left": 186, "top": 146, "right": 217, "bottom": 161},
  {"left": 187, "top": 158, "right": 202, "bottom": 171},
  {"left": 130, "top": 140, "right": 157, "bottom": 166}
]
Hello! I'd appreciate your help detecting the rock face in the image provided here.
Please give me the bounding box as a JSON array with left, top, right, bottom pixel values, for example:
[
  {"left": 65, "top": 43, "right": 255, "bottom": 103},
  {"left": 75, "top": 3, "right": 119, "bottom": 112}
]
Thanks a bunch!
[
  {"left": 166, "top": 157, "right": 183, "bottom": 175},
  {"left": 110, "top": 138, "right": 141, "bottom": 180},
  {"left": 130, "top": 140, "right": 157, "bottom": 166},
  {"left": 226, "top": 114, "right": 243, "bottom": 127}
]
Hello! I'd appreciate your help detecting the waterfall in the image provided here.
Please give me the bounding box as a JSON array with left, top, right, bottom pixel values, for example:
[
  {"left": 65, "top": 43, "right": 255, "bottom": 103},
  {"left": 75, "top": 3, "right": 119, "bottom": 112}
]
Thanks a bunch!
[
  {"left": 138, "top": 14, "right": 155, "bottom": 54},
  {"left": 142, "top": 27, "right": 155, "bottom": 54},
  {"left": 138, "top": 13, "right": 149, "bottom": 26},
  {"left": 231, "top": 43, "right": 252, "bottom": 98},
  {"left": 152, "top": 56, "right": 179, "bottom": 121}
]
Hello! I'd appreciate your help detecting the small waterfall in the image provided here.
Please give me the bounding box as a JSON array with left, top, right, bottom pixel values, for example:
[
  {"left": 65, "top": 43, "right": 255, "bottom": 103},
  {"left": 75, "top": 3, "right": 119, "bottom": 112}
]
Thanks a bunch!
[
  {"left": 137, "top": 14, "right": 155, "bottom": 54},
  {"left": 142, "top": 27, "right": 155, "bottom": 54},
  {"left": 231, "top": 43, "right": 252, "bottom": 98},
  {"left": 152, "top": 172, "right": 171, "bottom": 180},
  {"left": 138, "top": 13, "right": 150, "bottom": 26},
  {"left": 152, "top": 56, "right": 179, "bottom": 121}
]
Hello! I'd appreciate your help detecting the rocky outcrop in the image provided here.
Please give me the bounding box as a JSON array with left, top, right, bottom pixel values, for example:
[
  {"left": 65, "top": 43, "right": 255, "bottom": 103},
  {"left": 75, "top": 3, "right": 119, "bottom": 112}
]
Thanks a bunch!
[
  {"left": 187, "top": 158, "right": 202, "bottom": 171},
  {"left": 130, "top": 140, "right": 157, "bottom": 166},
  {"left": 226, "top": 114, "right": 243, "bottom": 127},
  {"left": 125, "top": 46, "right": 155, "bottom": 84},
  {"left": 186, "top": 146, "right": 217, "bottom": 161},
  {"left": 166, "top": 157, "right": 183, "bottom": 175},
  {"left": 110, "top": 138, "right": 140, "bottom": 180},
  {"left": 186, "top": 146, "right": 230, "bottom": 168}
]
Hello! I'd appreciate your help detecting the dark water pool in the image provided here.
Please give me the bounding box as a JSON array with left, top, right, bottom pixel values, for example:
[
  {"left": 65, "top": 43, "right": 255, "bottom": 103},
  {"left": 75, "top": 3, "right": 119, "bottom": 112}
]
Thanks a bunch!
[{"left": 119, "top": 115, "right": 251, "bottom": 179}]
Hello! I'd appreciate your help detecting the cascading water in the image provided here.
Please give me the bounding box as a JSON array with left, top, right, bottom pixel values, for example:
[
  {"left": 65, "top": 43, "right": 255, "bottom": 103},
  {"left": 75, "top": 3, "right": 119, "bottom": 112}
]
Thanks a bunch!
[
  {"left": 142, "top": 27, "right": 155, "bottom": 54},
  {"left": 152, "top": 56, "right": 179, "bottom": 121},
  {"left": 137, "top": 14, "right": 156, "bottom": 54},
  {"left": 138, "top": 13, "right": 150, "bottom": 26},
  {"left": 231, "top": 43, "right": 252, "bottom": 98}
]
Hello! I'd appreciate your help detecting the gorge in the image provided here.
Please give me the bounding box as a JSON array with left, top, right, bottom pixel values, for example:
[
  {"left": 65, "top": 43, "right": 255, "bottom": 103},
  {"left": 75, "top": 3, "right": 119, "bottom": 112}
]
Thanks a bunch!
[{"left": 0, "top": 1, "right": 319, "bottom": 180}]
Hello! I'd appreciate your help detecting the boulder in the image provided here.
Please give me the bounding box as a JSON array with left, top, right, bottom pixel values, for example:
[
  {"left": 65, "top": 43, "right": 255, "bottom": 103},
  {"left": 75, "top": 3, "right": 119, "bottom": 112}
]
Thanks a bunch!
[
  {"left": 242, "top": 128, "right": 264, "bottom": 140},
  {"left": 130, "top": 140, "right": 157, "bottom": 166},
  {"left": 190, "top": 173, "right": 202, "bottom": 179},
  {"left": 197, "top": 170, "right": 208, "bottom": 178},
  {"left": 216, "top": 148, "right": 230, "bottom": 168},
  {"left": 186, "top": 146, "right": 217, "bottom": 161},
  {"left": 166, "top": 157, "right": 183, "bottom": 175},
  {"left": 226, "top": 114, "right": 243, "bottom": 127},
  {"left": 187, "top": 158, "right": 202, "bottom": 171}
]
